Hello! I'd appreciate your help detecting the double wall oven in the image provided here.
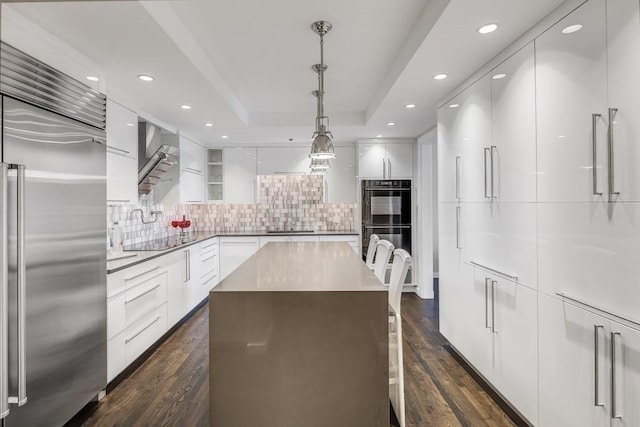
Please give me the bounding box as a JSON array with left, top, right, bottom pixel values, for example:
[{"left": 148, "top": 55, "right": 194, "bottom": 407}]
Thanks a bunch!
[{"left": 361, "top": 180, "right": 412, "bottom": 261}]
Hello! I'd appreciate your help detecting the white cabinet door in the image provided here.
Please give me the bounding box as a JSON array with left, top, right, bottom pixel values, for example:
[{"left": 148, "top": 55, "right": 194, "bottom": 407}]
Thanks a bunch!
[
  {"left": 437, "top": 203, "right": 469, "bottom": 352},
  {"left": 464, "top": 268, "right": 495, "bottom": 381},
  {"left": 180, "top": 137, "right": 204, "bottom": 174},
  {"left": 290, "top": 235, "right": 319, "bottom": 243},
  {"left": 466, "top": 203, "right": 537, "bottom": 290},
  {"left": 325, "top": 145, "right": 356, "bottom": 203},
  {"left": 492, "top": 278, "right": 538, "bottom": 425},
  {"left": 537, "top": 202, "right": 640, "bottom": 323},
  {"left": 538, "top": 294, "right": 611, "bottom": 427},
  {"left": 459, "top": 75, "right": 492, "bottom": 203},
  {"left": 437, "top": 94, "right": 463, "bottom": 203},
  {"left": 607, "top": 0, "right": 640, "bottom": 202},
  {"left": 224, "top": 147, "right": 257, "bottom": 203},
  {"left": 107, "top": 150, "right": 138, "bottom": 204},
  {"left": 257, "top": 147, "right": 310, "bottom": 175},
  {"left": 259, "top": 235, "right": 290, "bottom": 247},
  {"left": 536, "top": 0, "right": 608, "bottom": 203},
  {"left": 219, "top": 237, "right": 259, "bottom": 280},
  {"left": 385, "top": 143, "right": 413, "bottom": 179},
  {"left": 490, "top": 42, "right": 536, "bottom": 203},
  {"left": 164, "top": 250, "right": 188, "bottom": 325},
  {"left": 180, "top": 170, "right": 205, "bottom": 204},
  {"left": 184, "top": 245, "right": 202, "bottom": 311},
  {"left": 611, "top": 320, "right": 640, "bottom": 427},
  {"left": 358, "top": 143, "right": 385, "bottom": 179},
  {"left": 106, "top": 99, "right": 138, "bottom": 155}
]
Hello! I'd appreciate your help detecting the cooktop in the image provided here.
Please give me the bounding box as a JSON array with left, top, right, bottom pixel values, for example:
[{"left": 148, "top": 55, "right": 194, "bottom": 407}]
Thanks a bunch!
[{"left": 123, "top": 235, "right": 197, "bottom": 251}]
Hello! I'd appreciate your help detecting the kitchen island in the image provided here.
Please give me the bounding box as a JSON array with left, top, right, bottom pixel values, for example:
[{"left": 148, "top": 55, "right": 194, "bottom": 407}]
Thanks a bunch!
[{"left": 209, "top": 242, "right": 389, "bottom": 427}]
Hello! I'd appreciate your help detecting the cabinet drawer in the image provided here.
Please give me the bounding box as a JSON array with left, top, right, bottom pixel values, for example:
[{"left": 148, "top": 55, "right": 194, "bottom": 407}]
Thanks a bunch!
[
  {"left": 124, "top": 272, "right": 168, "bottom": 329},
  {"left": 107, "top": 331, "right": 125, "bottom": 383},
  {"left": 107, "top": 293, "right": 126, "bottom": 340},
  {"left": 201, "top": 268, "right": 218, "bottom": 290},
  {"left": 200, "top": 238, "right": 219, "bottom": 252},
  {"left": 125, "top": 303, "right": 168, "bottom": 366},
  {"left": 318, "top": 235, "right": 359, "bottom": 245},
  {"left": 107, "top": 260, "right": 162, "bottom": 297}
]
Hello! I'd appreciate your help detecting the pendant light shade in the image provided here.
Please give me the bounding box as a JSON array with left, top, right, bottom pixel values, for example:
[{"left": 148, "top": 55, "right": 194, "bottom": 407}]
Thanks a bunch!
[
  {"left": 309, "top": 157, "right": 331, "bottom": 170},
  {"left": 309, "top": 20, "right": 336, "bottom": 160}
]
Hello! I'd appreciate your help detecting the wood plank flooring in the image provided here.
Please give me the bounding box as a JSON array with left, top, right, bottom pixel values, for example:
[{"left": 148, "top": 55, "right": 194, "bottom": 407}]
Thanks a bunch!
[{"left": 69, "top": 294, "right": 516, "bottom": 427}]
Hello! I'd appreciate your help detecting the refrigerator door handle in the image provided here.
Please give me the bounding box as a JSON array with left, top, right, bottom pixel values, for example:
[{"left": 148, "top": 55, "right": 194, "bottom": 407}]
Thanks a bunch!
[
  {"left": 0, "top": 163, "right": 9, "bottom": 419},
  {"left": 8, "top": 164, "right": 27, "bottom": 406}
]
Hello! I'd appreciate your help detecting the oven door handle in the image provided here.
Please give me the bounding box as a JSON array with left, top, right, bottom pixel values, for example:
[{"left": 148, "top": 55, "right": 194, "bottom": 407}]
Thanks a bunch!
[{"left": 363, "top": 225, "right": 411, "bottom": 229}]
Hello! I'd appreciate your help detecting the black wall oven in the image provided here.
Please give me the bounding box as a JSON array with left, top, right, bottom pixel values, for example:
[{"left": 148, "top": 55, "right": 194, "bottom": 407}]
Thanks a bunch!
[{"left": 361, "top": 180, "right": 412, "bottom": 260}]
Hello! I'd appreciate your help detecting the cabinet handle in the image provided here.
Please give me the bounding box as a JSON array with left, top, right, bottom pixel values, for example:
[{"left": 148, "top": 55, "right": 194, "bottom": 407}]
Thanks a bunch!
[
  {"left": 124, "top": 266, "right": 161, "bottom": 282},
  {"left": 106, "top": 145, "right": 131, "bottom": 155},
  {"left": 611, "top": 331, "right": 622, "bottom": 419},
  {"left": 608, "top": 108, "right": 620, "bottom": 202},
  {"left": 0, "top": 164, "right": 8, "bottom": 418},
  {"left": 455, "top": 206, "right": 461, "bottom": 249},
  {"left": 107, "top": 199, "right": 131, "bottom": 203},
  {"left": 485, "top": 278, "right": 491, "bottom": 329},
  {"left": 484, "top": 148, "right": 490, "bottom": 199},
  {"left": 491, "top": 280, "right": 497, "bottom": 334},
  {"left": 125, "top": 317, "right": 161, "bottom": 344},
  {"left": 594, "top": 325, "right": 604, "bottom": 407},
  {"left": 490, "top": 146, "right": 497, "bottom": 200},
  {"left": 184, "top": 167, "right": 202, "bottom": 174},
  {"left": 592, "top": 114, "right": 603, "bottom": 196},
  {"left": 125, "top": 284, "right": 161, "bottom": 304},
  {"left": 185, "top": 200, "right": 203, "bottom": 203},
  {"left": 455, "top": 156, "right": 461, "bottom": 200},
  {"left": 382, "top": 158, "right": 386, "bottom": 179},
  {"left": 201, "top": 253, "right": 217, "bottom": 263},
  {"left": 185, "top": 250, "right": 191, "bottom": 282}
]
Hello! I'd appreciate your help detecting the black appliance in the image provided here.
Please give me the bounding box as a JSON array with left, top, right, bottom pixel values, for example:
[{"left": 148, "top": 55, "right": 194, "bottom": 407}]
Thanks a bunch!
[{"left": 361, "top": 180, "right": 412, "bottom": 260}]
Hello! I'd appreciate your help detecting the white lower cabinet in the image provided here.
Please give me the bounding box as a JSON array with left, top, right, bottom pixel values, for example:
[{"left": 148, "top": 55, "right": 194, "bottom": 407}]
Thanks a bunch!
[
  {"left": 464, "top": 267, "right": 538, "bottom": 425},
  {"left": 318, "top": 235, "right": 359, "bottom": 253},
  {"left": 219, "top": 236, "right": 260, "bottom": 280},
  {"left": 539, "top": 293, "right": 640, "bottom": 427}
]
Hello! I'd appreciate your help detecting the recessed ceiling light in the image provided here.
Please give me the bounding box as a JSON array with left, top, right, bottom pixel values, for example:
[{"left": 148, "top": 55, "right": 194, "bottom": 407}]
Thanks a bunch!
[
  {"left": 562, "top": 24, "right": 583, "bottom": 34},
  {"left": 86, "top": 76, "right": 99, "bottom": 82},
  {"left": 221, "top": 135, "right": 229, "bottom": 139},
  {"left": 477, "top": 23, "right": 499, "bottom": 34},
  {"left": 449, "top": 104, "right": 460, "bottom": 108},
  {"left": 181, "top": 105, "right": 192, "bottom": 110},
  {"left": 204, "top": 123, "right": 214, "bottom": 127},
  {"left": 492, "top": 73, "right": 507, "bottom": 80},
  {"left": 376, "top": 135, "right": 383, "bottom": 138},
  {"left": 126, "top": 123, "right": 135, "bottom": 127},
  {"left": 138, "top": 75, "right": 154, "bottom": 82},
  {"left": 387, "top": 122, "right": 396, "bottom": 126},
  {"left": 433, "top": 73, "right": 448, "bottom": 80},
  {"left": 405, "top": 104, "right": 416, "bottom": 109}
]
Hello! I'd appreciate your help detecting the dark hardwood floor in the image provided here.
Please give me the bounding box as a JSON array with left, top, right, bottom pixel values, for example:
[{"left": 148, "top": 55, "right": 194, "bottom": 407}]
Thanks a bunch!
[{"left": 72, "top": 294, "right": 515, "bottom": 427}]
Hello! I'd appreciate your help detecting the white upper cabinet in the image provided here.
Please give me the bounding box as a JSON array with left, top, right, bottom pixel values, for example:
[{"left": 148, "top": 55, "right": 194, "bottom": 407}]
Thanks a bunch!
[
  {"left": 179, "top": 136, "right": 205, "bottom": 204},
  {"left": 607, "top": 0, "right": 640, "bottom": 202},
  {"left": 437, "top": 93, "right": 463, "bottom": 203},
  {"left": 224, "top": 147, "right": 257, "bottom": 203},
  {"left": 358, "top": 142, "right": 413, "bottom": 179},
  {"left": 490, "top": 42, "right": 536, "bottom": 203},
  {"left": 325, "top": 145, "right": 356, "bottom": 203},
  {"left": 257, "top": 147, "right": 310, "bottom": 175},
  {"left": 106, "top": 99, "right": 138, "bottom": 204},
  {"left": 536, "top": 0, "right": 608, "bottom": 202}
]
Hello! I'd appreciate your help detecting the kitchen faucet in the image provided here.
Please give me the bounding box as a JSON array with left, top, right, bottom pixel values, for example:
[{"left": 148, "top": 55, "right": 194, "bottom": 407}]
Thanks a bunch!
[{"left": 129, "top": 208, "right": 162, "bottom": 224}]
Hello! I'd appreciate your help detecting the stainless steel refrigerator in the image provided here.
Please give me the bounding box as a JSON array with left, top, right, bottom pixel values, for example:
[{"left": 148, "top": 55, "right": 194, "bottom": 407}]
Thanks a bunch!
[{"left": 0, "top": 92, "right": 107, "bottom": 425}]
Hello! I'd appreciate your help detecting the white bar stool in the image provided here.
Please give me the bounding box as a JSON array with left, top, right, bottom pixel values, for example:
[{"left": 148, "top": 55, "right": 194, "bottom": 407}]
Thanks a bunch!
[
  {"left": 373, "top": 239, "right": 394, "bottom": 284},
  {"left": 365, "top": 234, "right": 380, "bottom": 270}
]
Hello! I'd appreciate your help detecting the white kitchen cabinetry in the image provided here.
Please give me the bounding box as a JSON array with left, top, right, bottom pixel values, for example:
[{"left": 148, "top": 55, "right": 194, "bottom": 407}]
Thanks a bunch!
[
  {"left": 437, "top": 76, "right": 491, "bottom": 203},
  {"left": 539, "top": 294, "right": 640, "bottom": 427},
  {"left": 224, "top": 147, "right": 257, "bottom": 203},
  {"left": 183, "top": 244, "right": 202, "bottom": 311},
  {"left": 466, "top": 268, "right": 538, "bottom": 425},
  {"left": 489, "top": 42, "right": 536, "bottom": 203},
  {"left": 106, "top": 99, "right": 138, "bottom": 204},
  {"left": 318, "top": 235, "right": 359, "bottom": 252},
  {"left": 219, "top": 236, "right": 260, "bottom": 280},
  {"left": 198, "top": 238, "right": 220, "bottom": 300},
  {"left": 257, "top": 146, "right": 310, "bottom": 175},
  {"left": 164, "top": 249, "right": 188, "bottom": 326},
  {"left": 325, "top": 145, "right": 356, "bottom": 203},
  {"left": 358, "top": 142, "right": 413, "bottom": 179},
  {"left": 180, "top": 136, "right": 205, "bottom": 204}
]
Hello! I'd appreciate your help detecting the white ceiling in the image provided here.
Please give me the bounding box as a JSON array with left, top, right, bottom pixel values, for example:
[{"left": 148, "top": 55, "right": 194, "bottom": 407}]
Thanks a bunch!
[{"left": 2, "top": 0, "right": 566, "bottom": 146}]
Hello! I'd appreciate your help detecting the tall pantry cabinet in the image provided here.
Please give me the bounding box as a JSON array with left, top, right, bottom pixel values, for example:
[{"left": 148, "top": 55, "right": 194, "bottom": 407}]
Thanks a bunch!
[{"left": 438, "top": 0, "right": 640, "bottom": 425}]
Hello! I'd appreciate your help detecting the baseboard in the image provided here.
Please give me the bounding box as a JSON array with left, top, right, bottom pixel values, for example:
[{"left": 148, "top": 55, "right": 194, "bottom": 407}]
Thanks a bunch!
[{"left": 444, "top": 344, "right": 531, "bottom": 427}]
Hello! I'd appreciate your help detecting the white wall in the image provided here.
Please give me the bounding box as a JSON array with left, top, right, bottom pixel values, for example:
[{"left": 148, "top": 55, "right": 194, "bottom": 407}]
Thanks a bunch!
[{"left": 416, "top": 129, "right": 437, "bottom": 298}]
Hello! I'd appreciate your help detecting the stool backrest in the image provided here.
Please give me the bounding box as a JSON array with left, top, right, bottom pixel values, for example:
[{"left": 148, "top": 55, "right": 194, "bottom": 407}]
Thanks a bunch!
[
  {"left": 373, "top": 239, "right": 394, "bottom": 283},
  {"left": 365, "top": 234, "right": 380, "bottom": 268},
  {"left": 388, "top": 249, "right": 412, "bottom": 314}
]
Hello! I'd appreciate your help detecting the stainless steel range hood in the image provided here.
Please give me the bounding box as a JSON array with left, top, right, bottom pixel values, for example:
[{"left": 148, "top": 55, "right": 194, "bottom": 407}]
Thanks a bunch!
[
  {"left": 138, "top": 122, "right": 179, "bottom": 195},
  {"left": 138, "top": 144, "right": 179, "bottom": 195}
]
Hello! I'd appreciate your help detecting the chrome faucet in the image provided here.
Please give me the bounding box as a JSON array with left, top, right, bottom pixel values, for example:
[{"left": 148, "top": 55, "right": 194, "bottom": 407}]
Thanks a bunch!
[{"left": 129, "top": 208, "right": 162, "bottom": 224}]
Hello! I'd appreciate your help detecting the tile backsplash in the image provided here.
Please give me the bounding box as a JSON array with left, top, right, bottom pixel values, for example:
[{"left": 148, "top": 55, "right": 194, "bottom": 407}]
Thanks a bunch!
[{"left": 108, "top": 175, "right": 356, "bottom": 246}]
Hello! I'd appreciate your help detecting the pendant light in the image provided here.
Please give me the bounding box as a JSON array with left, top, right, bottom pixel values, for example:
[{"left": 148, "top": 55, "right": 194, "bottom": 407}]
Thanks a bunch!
[
  {"left": 309, "top": 157, "right": 330, "bottom": 173},
  {"left": 309, "top": 20, "right": 336, "bottom": 160}
]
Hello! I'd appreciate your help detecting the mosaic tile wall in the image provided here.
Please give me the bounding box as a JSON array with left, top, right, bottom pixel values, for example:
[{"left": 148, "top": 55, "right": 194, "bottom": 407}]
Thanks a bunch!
[{"left": 108, "top": 175, "right": 356, "bottom": 247}]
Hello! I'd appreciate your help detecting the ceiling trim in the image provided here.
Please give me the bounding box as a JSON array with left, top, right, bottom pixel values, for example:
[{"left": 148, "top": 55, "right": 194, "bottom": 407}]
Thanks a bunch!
[
  {"left": 140, "top": 1, "right": 249, "bottom": 125},
  {"left": 364, "top": 0, "right": 450, "bottom": 124}
]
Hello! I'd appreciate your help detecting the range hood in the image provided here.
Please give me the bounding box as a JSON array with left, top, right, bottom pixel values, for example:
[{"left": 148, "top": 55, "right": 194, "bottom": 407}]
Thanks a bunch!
[{"left": 138, "top": 144, "right": 179, "bottom": 195}]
